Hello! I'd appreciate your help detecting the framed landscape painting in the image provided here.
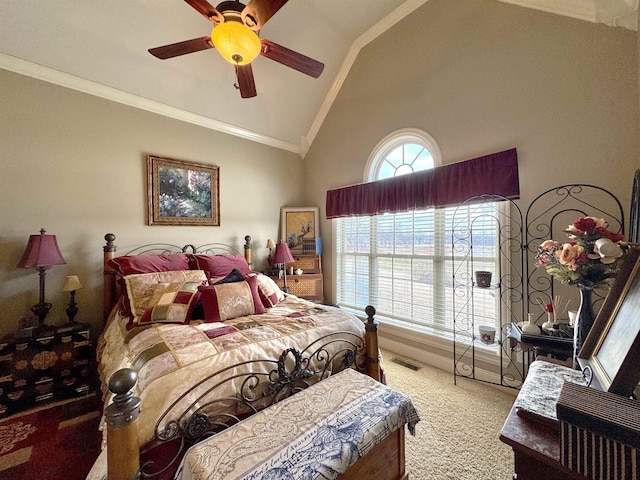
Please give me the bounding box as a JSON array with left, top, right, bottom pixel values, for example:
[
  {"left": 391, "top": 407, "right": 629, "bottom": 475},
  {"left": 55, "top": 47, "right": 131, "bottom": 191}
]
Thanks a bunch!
[
  {"left": 280, "top": 207, "right": 320, "bottom": 252},
  {"left": 147, "top": 155, "right": 220, "bottom": 226}
]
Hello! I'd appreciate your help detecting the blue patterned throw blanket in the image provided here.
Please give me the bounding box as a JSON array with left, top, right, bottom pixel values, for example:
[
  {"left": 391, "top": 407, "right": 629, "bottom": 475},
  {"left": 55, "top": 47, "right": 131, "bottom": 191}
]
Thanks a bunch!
[{"left": 176, "top": 368, "right": 420, "bottom": 480}]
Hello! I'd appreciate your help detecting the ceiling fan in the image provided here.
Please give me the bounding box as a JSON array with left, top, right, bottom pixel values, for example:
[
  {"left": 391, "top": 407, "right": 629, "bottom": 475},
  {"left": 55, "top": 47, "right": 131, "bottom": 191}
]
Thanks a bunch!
[{"left": 148, "top": 0, "right": 324, "bottom": 98}]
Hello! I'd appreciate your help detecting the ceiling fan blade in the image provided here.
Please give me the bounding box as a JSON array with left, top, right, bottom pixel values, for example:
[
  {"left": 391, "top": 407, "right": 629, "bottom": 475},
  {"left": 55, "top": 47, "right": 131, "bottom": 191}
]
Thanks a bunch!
[
  {"left": 260, "top": 39, "right": 324, "bottom": 78},
  {"left": 149, "top": 36, "right": 214, "bottom": 59},
  {"left": 235, "top": 64, "right": 257, "bottom": 98},
  {"left": 241, "top": 0, "right": 288, "bottom": 30},
  {"left": 184, "top": 0, "right": 221, "bottom": 21}
]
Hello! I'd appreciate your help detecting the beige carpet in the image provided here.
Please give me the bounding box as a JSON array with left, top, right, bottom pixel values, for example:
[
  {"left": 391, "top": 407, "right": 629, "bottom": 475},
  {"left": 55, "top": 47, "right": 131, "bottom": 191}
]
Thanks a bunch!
[{"left": 381, "top": 350, "right": 517, "bottom": 480}]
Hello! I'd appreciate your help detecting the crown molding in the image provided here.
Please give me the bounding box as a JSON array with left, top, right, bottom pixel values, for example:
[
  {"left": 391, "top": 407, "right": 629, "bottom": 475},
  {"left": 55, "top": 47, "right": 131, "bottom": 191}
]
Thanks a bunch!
[
  {"left": 0, "top": 52, "right": 300, "bottom": 155},
  {"left": 3, "top": 0, "right": 635, "bottom": 160},
  {"left": 498, "top": 0, "right": 638, "bottom": 29}
]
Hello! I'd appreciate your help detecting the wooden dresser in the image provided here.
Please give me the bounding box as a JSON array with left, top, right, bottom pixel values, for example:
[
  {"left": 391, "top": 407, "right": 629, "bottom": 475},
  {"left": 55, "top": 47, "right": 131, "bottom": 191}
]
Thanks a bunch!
[
  {"left": 272, "top": 254, "right": 324, "bottom": 302},
  {"left": 0, "top": 322, "right": 93, "bottom": 417}
]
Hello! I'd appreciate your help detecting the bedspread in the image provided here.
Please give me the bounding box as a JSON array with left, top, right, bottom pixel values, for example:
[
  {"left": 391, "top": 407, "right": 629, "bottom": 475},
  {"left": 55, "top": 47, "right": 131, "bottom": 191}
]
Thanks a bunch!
[
  {"left": 177, "top": 368, "right": 420, "bottom": 480},
  {"left": 97, "top": 295, "right": 367, "bottom": 448}
]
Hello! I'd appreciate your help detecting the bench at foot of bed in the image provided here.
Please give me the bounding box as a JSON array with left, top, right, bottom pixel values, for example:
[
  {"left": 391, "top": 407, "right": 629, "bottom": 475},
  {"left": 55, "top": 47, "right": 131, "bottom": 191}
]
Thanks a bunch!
[{"left": 177, "top": 368, "right": 420, "bottom": 480}]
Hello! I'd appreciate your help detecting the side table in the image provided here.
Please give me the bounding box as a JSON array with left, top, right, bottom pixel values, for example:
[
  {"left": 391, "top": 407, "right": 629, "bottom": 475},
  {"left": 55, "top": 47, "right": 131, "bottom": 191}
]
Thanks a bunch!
[
  {"left": 500, "top": 404, "right": 587, "bottom": 480},
  {"left": 0, "top": 322, "right": 93, "bottom": 417},
  {"left": 509, "top": 323, "right": 574, "bottom": 362}
]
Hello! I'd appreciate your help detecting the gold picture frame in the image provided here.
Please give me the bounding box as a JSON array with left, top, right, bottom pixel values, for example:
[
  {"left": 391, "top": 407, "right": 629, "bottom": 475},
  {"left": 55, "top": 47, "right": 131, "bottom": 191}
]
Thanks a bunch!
[
  {"left": 147, "top": 155, "right": 220, "bottom": 226},
  {"left": 578, "top": 247, "right": 640, "bottom": 396},
  {"left": 280, "top": 207, "right": 320, "bottom": 252}
]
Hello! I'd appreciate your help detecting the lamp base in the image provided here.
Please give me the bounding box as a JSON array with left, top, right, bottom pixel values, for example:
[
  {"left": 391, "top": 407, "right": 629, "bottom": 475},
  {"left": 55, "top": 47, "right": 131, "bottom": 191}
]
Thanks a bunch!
[
  {"left": 31, "top": 302, "right": 51, "bottom": 325},
  {"left": 65, "top": 302, "right": 79, "bottom": 323}
]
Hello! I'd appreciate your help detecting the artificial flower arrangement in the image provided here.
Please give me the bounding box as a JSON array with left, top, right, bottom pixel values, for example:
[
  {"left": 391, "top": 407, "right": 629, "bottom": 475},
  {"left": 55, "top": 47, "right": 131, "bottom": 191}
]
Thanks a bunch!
[{"left": 535, "top": 216, "right": 625, "bottom": 289}]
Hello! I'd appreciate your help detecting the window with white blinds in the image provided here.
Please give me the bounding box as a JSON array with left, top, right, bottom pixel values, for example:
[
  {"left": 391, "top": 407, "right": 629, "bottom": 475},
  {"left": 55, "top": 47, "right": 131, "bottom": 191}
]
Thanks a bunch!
[{"left": 334, "top": 130, "right": 500, "bottom": 338}]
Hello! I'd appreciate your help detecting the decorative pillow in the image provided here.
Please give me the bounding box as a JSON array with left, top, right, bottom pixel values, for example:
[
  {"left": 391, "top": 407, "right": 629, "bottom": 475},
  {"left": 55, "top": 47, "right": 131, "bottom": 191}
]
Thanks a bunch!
[
  {"left": 123, "top": 270, "right": 207, "bottom": 329},
  {"left": 109, "top": 254, "right": 190, "bottom": 276},
  {"left": 138, "top": 281, "right": 202, "bottom": 327},
  {"left": 213, "top": 268, "right": 246, "bottom": 285},
  {"left": 198, "top": 274, "right": 265, "bottom": 322},
  {"left": 189, "top": 254, "right": 251, "bottom": 278},
  {"left": 249, "top": 273, "right": 285, "bottom": 308},
  {"left": 109, "top": 254, "right": 191, "bottom": 319},
  {"left": 191, "top": 269, "right": 245, "bottom": 319}
]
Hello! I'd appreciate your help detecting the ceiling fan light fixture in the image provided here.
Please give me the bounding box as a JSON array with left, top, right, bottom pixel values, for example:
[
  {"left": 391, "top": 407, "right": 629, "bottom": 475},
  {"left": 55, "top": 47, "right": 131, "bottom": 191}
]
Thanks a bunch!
[{"left": 211, "top": 17, "right": 261, "bottom": 66}]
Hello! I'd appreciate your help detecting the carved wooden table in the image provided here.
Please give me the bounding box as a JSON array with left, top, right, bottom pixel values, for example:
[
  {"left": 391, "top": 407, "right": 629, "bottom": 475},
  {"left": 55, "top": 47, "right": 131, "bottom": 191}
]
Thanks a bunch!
[{"left": 500, "top": 405, "right": 587, "bottom": 480}]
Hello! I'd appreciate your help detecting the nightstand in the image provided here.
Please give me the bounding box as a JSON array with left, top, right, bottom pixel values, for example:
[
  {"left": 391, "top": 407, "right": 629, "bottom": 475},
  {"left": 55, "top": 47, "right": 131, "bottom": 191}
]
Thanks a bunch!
[
  {"left": 0, "top": 322, "right": 93, "bottom": 417},
  {"left": 272, "top": 253, "right": 324, "bottom": 301},
  {"left": 275, "top": 273, "right": 324, "bottom": 301}
]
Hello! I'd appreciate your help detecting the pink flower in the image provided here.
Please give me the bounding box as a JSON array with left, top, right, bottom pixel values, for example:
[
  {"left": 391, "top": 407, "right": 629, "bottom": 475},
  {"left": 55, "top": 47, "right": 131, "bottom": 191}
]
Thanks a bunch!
[
  {"left": 556, "top": 242, "right": 584, "bottom": 266},
  {"left": 536, "top": 215, "right": 625, "bottom": 288}
]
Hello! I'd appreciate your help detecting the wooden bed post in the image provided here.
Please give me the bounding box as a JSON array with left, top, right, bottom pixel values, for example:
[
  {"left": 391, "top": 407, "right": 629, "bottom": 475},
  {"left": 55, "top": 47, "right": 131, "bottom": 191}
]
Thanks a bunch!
[
  {"left": 365, "top": 305, "right": 381, "bottom": 382},
  {"left": 105, "top": 368, "right": 141, "bottom": 480},
  {"left": 104, "top": 233, "right": 117, "bottom": 324},
  {"left": 244, "top": 235, "right": 252, "bottom": 268}
]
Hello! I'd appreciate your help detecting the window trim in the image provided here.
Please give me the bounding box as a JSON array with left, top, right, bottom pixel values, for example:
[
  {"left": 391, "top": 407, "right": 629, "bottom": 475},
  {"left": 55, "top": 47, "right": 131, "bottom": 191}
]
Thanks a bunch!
[{"left": 363, "top": 128, "right": 442, "bottom": 182}]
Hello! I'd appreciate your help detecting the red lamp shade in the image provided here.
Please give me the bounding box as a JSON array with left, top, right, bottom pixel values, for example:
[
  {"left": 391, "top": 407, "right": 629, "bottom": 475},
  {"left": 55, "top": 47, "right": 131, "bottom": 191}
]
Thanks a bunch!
[
  {"left": 17, "top": 228, "right": 66, "bottom": 326},
  {"left": 272, "top": 242, "right": 294, "bottom": 265},
  {"left": 17, "top": 229, "right": 66, "bottom": 269}
]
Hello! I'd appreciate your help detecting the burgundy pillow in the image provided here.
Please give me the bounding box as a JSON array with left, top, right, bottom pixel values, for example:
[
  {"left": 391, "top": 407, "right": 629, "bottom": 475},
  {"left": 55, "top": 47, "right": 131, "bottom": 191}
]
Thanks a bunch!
[
  {"left": 109, "top": 254, "right": 190, "bottom": 276},
  {"left": 189, "top": 254, "right": 251, "bottom": 278},
  {"left": 198, "top": 274, "right": 265, "bottom": 322},
  {"left": 248, "top": 273, "right": 285, "bottom": 308}
]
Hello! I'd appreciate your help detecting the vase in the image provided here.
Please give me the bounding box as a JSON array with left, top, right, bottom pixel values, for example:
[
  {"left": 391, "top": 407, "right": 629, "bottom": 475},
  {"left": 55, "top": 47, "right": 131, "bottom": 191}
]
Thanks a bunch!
[
  {"left": 573, "top": 287, "right": 596, "bottom": 367},
  {"left": 541, "top": 311, "right": 555, "bottom": 334},
  {"left": 522, "top": 313, "right": 541, "bottom": 335}
]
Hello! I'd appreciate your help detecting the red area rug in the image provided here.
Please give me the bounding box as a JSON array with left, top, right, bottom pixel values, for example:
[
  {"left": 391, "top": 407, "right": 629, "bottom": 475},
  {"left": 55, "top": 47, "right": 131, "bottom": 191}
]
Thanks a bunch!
[{"left": 0, "top": 394, "right": 102, "bottom": 480}]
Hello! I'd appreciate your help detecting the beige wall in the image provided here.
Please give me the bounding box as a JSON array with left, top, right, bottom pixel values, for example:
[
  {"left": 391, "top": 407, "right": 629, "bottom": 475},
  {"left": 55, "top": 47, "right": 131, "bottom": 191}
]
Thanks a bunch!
[
  {"left": 304, "top": 0, "right": 639, "bottom": 301},
  {"left": 0, "top": 69, "right": 303, "bottom": 337},
  {"left": 1, "top": 0, "right": 639, "bottom": 346}
]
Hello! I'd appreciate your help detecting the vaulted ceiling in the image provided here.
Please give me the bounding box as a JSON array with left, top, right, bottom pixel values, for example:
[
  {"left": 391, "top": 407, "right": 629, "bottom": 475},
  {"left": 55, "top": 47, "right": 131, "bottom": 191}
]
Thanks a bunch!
[{"left": 0, "top": 0, "right": 636, "bottom": 157}]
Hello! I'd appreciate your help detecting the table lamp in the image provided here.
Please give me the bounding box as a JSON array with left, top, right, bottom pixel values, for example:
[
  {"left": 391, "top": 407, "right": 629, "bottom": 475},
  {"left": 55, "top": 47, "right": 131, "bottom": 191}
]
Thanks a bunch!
[
  {"left": 266, "top": 238, "right": 276, "bottom": 264},
  {"left": 272, "top": 241, "right": 294, "bottom": 293},
  {"left": 17, "top": 228, "right": 66, "bottom": 325},
  {"left": 62, "top": 275, "right": 82, "bottom": 323}
]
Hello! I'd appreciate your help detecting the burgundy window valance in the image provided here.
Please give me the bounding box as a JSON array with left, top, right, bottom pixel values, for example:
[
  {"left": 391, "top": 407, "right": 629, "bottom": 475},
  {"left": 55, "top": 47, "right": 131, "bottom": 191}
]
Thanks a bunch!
[{"left": 326, "top": 148, "right": 519, "bottom": 219}]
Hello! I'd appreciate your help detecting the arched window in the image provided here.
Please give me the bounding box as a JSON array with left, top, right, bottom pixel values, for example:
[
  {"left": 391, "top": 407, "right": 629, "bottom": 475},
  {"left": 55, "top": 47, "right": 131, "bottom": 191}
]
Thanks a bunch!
[
  {"left": 364, "top": 128, "right": 441, "bottom": 181},
  {"left": 334, "top": 129, "right": 500, "bottom": 340}
]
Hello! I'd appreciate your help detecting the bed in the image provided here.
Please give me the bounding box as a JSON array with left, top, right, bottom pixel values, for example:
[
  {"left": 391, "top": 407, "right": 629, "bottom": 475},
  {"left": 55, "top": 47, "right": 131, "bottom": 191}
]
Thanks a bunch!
[{"left": 90, "top": 233, "right": 413, "bottom": 480}]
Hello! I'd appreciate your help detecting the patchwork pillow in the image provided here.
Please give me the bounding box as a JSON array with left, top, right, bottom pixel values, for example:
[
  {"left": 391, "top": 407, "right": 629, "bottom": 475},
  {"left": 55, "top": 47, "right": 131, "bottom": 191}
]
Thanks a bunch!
[
  {"left": 138, "top": 281, "right": 202, "bottom": 327},
  {"left": 109, "top": 253, "right": 191, "bottom": 318},
  {"left": 123, "top": 270, "right": 207, "bottom": 329},
  {"left": 189, "top": 254, "right": 251, "bottom": 278},
  {"left": 198, "top": 274, "right": 265, "bottom": 322},
  {"left": 249, "top": 273, "right": 285, "bottom": 308}
]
